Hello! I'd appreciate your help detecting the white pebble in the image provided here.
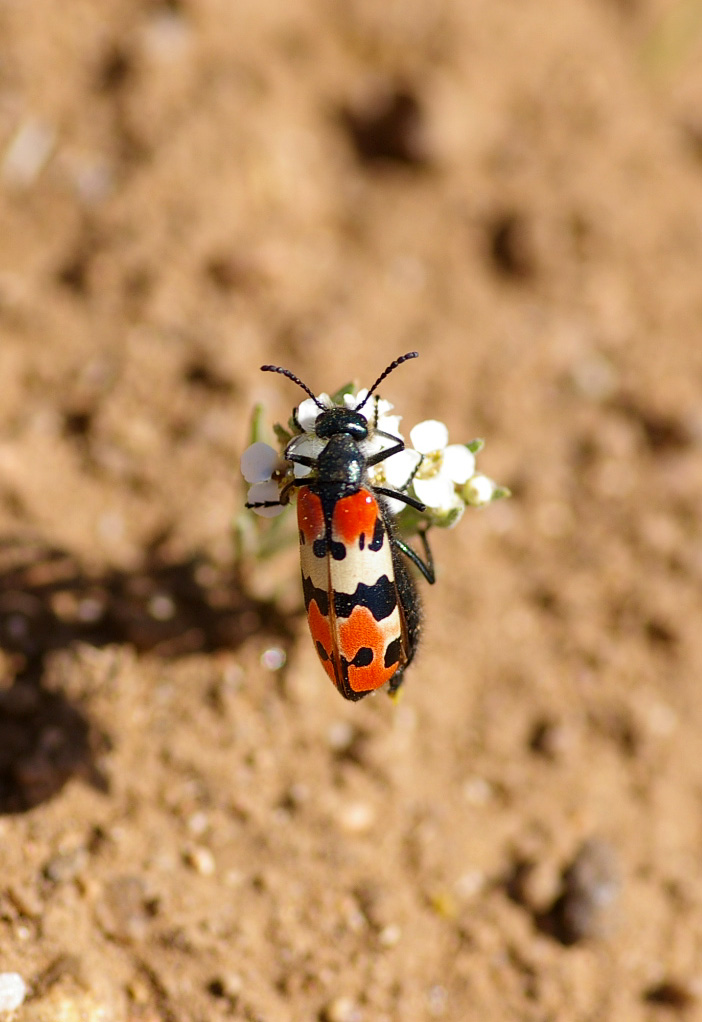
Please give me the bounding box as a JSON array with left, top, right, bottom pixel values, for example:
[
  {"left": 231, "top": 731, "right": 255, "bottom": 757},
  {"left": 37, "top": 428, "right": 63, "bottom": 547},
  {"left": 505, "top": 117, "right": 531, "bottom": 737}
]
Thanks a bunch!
[
  {"left": 378, "top": 923, "right": 402, "bottom": 947},
  {"left": 0, "top": 973, "right": 27, "bottom": 1012},
  {"left": 338, "top": 802, "right": 375, "bottom": 834},
  {"left": 323, "top": 996, "right": 362, "bottom": 1022},
  {"left": 2, "top": 119, "right": 54, "bottom": 187},
  {"left": 327, "top": 720, "right": 355, "bottom": 752},
  {"left": 185, "top": 846, "right": 215, "bottom": 876}
]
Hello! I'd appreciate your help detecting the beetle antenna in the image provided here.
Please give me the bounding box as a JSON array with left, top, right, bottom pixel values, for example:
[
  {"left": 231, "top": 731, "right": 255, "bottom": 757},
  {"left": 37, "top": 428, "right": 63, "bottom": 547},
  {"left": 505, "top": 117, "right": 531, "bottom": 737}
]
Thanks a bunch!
[
  {"left": 355, "top": 351, "right": 419, "bottom": 411},
  {"left": 260, "top": 365, "right": 326, "bottom": 409}
]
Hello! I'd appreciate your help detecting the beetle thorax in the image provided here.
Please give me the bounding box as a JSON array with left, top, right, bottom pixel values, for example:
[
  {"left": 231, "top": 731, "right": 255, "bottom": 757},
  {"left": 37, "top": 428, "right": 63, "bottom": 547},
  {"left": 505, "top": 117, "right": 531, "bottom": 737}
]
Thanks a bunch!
[{"left": 316, "top": 434, "right": 364, "bottom": 489}]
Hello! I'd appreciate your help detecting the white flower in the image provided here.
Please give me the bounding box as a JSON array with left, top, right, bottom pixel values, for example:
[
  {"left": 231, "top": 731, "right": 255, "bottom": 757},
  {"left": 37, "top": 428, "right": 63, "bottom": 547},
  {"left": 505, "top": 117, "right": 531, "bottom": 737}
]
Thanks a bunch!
[
  {"left": 296, "top": 392, "right": 332, "bottom": 432},
  {"left": 378, "top": 419, "right": 476, "bottom": 521},
  {"left": 241, "top": 442, "right": 279, "bottom": 483},
  {"left": 462, "top": 473, "right": 497, "bottom": 507},
  {"left": 246, "top": 479, "right": 285, "bottom": 517},
  {"left": 406, "top": 420, "right": 475, "bottom": 516},
  {"left": 240, "top": 442, "right": 285, "bottom": 517}
]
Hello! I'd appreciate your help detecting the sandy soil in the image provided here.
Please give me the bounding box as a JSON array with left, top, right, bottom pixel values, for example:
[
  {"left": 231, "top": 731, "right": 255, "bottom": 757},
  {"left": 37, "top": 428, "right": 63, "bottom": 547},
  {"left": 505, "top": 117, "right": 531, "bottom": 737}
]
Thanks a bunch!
[{"left": 2, "top": 1, "right": 702, "bottom": 1020}]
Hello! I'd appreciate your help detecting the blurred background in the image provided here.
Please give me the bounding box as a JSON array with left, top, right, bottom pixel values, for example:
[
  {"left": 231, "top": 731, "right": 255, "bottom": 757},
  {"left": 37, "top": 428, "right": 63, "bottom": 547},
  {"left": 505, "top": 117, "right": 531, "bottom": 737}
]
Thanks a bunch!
[{"left": 1, "top": 1, "right": 702, "bottom": 1019}]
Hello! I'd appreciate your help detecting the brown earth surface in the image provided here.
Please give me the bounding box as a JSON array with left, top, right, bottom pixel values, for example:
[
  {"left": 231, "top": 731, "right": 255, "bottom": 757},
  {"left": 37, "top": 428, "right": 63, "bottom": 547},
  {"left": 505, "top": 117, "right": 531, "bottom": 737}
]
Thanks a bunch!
[{"left": 2, "top": 2, "right": 702, "bottom": 1020}]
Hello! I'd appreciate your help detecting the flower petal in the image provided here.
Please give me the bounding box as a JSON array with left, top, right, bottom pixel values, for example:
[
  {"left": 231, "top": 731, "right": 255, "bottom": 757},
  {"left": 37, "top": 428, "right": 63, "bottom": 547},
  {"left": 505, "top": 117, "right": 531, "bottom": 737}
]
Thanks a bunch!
[
  {"left": 412, "top": 473, "right": 456, "bottom": 510},
  {"left": 410, "top": 420, "right": 449, "bottom": 455},
  {"left": 365, "top": 425, "right": 405, "bottom": 461},
  {"left": 382, "top": 448, "right": 422, "bottom": 489},
  {"left": 462, "top": 473, "right": 496, "bottom": 506},
  {"left": 349, "top": 391, "right": 395, "bottom": 423},
  {"left": 240, "top": 442, "right": 279, "bottom": 483},
  {"left": 247, "top": 480, "right": 284, "bottom": 517},
  {"left": 376, "top": 414, "right": 402, "bottom": 438},
  {"left": 345, "top": 389, "right": 368, "bottom": 411},
  {"left": 380, "top": 493, "right": 407, "bottom": 516},
  {"left": 442, "top": 444, "right": 476, "bottom": 485},
  {"left": 286, "top": 433, "right": 325, "bottom": 460},
  {"left": 297, "top": 393, "right": 332, "bottom": 432}
]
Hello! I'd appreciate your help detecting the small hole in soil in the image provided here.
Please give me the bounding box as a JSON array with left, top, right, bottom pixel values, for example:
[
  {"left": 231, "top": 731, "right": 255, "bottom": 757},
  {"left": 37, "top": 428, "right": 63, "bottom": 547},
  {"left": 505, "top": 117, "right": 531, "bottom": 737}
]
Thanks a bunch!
[
  {"left": 63, "top": 410, "right": 93, "bottom": 438},
  {"left": 611, "top": 397, "right": 694, "bottom": 454},
  {"left": 56, "top": 255, "right": 91, "bottom": 295},
  {"left": 340, "top": 85, "right": 431, "bottom": 169},
  {"left": 644, "top": 980, "right": 695, "bottom": 1010},
  {"left": 123, "top": 267, "right": 153, "bottom": 303},
  {"left": 203, "top": 254, "right": 252, "bottom": 293},
  {"left": 96, "top": 46, "right": 134, "bottom": 93},
  {"left": 645, "top": 617, "right": 677, "bottom": 647},
  {"left": 487, "top": 211, "right": 536, "bottom": 280},
  {"left": 184, "top": 360, "right": 233, "bottom": 394}
]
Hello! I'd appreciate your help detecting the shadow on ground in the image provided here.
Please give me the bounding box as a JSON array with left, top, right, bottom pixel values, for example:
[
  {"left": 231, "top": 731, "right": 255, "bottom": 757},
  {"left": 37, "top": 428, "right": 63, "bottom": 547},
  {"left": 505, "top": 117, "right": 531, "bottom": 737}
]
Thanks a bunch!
[{"left": 0, "top": 536, "right": 298, "bottom": 814}]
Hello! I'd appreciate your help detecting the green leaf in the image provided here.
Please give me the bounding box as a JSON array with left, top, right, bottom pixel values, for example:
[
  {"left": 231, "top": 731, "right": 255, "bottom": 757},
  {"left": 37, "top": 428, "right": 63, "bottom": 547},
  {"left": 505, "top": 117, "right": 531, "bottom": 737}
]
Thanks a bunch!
[
  {"left": 249, "top": 403, "right": 265, "bottom": 445},
  {"left": 330, "top": 382, "right": 356, "bottom": 405}
]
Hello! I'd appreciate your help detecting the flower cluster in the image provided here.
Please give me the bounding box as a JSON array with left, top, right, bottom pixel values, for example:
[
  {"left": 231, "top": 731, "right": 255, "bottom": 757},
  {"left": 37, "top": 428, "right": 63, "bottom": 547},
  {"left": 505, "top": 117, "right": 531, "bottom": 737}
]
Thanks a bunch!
[{"left": 241, "top": 383, "right": 508, "bottom": 531}]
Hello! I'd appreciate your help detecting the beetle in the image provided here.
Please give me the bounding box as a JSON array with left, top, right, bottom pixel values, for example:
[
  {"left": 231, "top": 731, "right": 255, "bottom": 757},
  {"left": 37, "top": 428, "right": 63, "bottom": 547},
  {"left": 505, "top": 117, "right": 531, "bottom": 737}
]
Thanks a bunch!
[{"left": 246, "top": 351, "right": 435, "bottom": 700}]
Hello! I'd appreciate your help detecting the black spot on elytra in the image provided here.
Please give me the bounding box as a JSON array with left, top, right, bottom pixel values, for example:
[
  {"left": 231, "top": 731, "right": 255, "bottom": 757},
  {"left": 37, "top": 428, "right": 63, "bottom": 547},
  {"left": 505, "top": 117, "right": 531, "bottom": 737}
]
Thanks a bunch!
[
  {"left": 334, "top": 576, "right": 396, "bottom": 621},
  {"left": 302, "top": 575, "right": 329, "bottom": 616},
  {"left": 384, "top": 637, "right": 402, "bottom": 669},
  {"left": 312, "top": 535, "right": 345, "bottom": 560},
  {"left": 351, "top": 647, "right": 373, "bottom": 668},
  {"left": 369, "top": 516, "right": 385, "bottom": 551},
  {"left": 331, "top": 540, "right": 346, "bottom": 561},
  {"left": 316, "top": 641, "right": 330, "bottom": 663}
]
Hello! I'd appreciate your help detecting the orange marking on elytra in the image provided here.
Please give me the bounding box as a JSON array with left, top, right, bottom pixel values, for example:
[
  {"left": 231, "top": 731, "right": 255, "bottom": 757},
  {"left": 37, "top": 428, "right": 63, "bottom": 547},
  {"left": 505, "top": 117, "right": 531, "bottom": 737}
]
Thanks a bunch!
[
  {"left": 297, "top": 487, "right": 325, "bottom": 544},
  {"left": 339, "top": 605, "right": 401, "bottom": 693},
  {"left": 307, "top": 600, "right": 338, "bottom": 685},
  {"left": 333, "top": 490, "right": 378, "bottom": 545}
]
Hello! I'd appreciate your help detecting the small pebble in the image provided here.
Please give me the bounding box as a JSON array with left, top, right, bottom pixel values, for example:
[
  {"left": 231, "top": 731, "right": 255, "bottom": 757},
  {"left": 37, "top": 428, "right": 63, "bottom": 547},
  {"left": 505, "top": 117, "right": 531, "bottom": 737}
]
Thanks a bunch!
[
  {"left": 455, "top": 869, "right": 485, "bottom": 900},
  {"left": 2, "top": 119, "right": 54, "bottom": 186},
  {"left": 322, "top": 995, "right": 362, "bottom": 1022},
  {"left": 44, "top": 848, "right": 88, "bottom": 883},
  {"left": 0, "top": 973, "right": 27, "bottom": 1012},
  {"left": 187, "top": 811, "right": 209, "bottom": 836},
  {"left": 427, "top": 985, "right": 448, "bottom": 1017},
  {"left": 327, "top": 720, "right": 355, "bottom": 753},
  {"left": 462, "top": 777, "right": 493, "bottom": 806},
  {"left": 184, "top": 846, "right": 216, "bottom": 876},
  {"left": 95, "top": 875, "right": 151, "bottom": 942},
  {"left": 337, "top": 802, "right": 375, "bottom": 834},
  {"left": 208, "top": 972, "right": 243, "bottom": 1000},
  {"left": 550, "top": 838, "right": 621, "bottom": 943},
  {"left": 378, "top": 923, "right": 402, "bottom": 948}
]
